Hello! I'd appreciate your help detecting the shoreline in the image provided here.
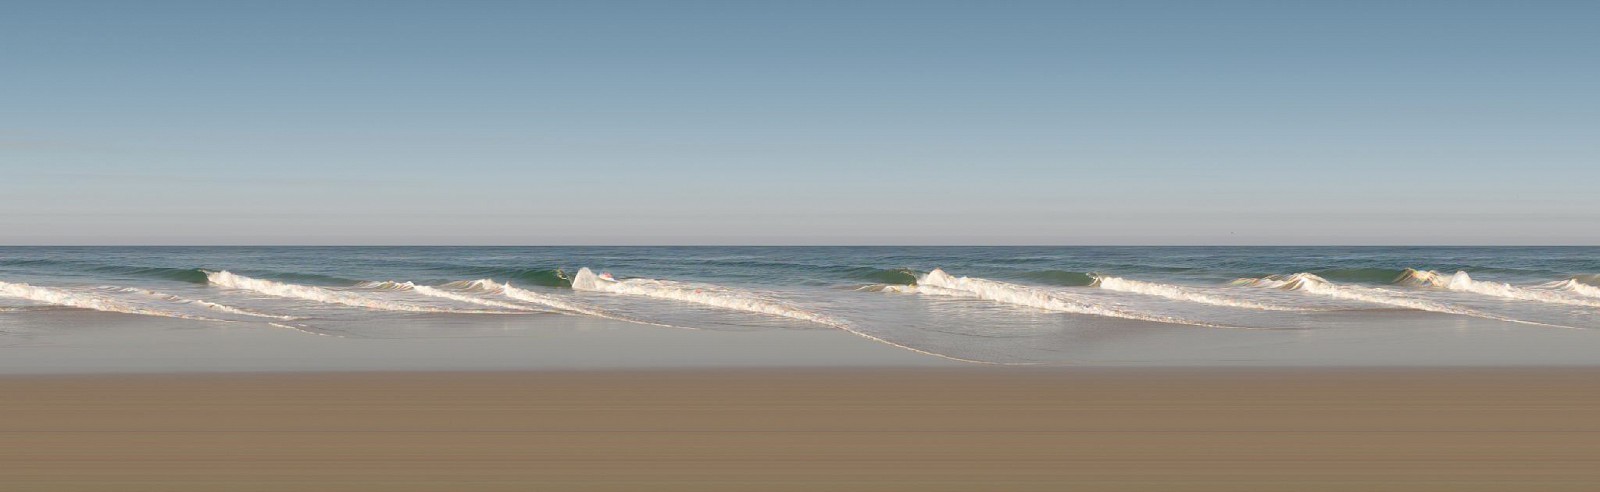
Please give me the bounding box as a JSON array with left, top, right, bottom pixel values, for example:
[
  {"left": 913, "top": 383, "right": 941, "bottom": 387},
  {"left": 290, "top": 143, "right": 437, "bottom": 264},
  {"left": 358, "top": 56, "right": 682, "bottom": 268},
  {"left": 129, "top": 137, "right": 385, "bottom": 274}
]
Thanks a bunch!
[
  {"left": 5, "top": 367, "right": 1598, "bottom": 490},
  {"left": 9, "top": 308, "right": 1600, "bottom": 374}
]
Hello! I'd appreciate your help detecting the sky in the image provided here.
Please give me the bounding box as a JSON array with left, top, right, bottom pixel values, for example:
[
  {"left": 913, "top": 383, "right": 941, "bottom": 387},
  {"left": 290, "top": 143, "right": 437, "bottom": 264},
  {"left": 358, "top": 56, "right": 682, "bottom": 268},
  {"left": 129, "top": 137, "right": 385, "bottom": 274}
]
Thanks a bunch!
[{"left": 2, "top": 0, "right": 1597, "bottom": 245}]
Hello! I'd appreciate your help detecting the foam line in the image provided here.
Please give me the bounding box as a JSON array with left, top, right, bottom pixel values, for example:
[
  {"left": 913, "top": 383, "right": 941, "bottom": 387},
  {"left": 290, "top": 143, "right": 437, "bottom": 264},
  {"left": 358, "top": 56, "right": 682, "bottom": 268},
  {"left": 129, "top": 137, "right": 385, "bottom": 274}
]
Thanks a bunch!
[
  {"left": 206, "top": 271, "right": 504, "bottom": 313},
  {"left": 355, "top": 281, "right": 552, "bottom": 312},
  {"left": 1090, "top": 275, "right": 1305, "bottom": 311},
  {"left": 1546, "top": 279, "right": 1600, "bottom": 299},
  {"left": 898, "top": 269, "right": 1228, "bottom": 328},
  {"left": 1238, "top": 273, "right": 1580, "bottom": 329},
  {"left": 444, "top": 278, "right": 686, "bottom": 329},
  {"left": 573, "top": 268, "right": 1007, "bottom": 364},
  {"left": 106, "top": 286, "right": 297, "bottom": 320},
  {"left": 572, "top": 268, "right": 846, "bottom": 324},
  {"left": 1400, "top": 270, "right": 1600, "bottom": 308},
  {"left": 0, "top": 280, "right": 224, "bottom": 322}
]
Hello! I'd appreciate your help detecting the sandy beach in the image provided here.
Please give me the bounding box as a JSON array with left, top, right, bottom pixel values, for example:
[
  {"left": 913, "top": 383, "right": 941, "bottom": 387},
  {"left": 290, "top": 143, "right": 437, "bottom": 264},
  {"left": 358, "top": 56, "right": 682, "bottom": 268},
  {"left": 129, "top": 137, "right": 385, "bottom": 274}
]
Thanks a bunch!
[{"left": 3, "top": 368, "right": 1597, "bottom": 491}]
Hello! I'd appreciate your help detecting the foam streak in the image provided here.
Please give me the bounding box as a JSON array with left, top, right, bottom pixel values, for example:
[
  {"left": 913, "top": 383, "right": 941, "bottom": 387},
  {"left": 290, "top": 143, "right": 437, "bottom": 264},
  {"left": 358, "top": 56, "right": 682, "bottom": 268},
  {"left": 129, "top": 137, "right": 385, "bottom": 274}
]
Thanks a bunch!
[
  {"left": 1240, "top": 273, "right": 1579, "bottom": 329},
  {"left": 572, "top": 268, "right": 1003, "bottom": 363},
  {"left": 0, "top": 280, "right": 221, "bottom": 321},
  {"left": 1091, "top": 276, "right": 1304, "bottom": 311},
  {"left": 1402, "top": 270, "right": 1600, "bottom": 308},
  {"left": 357, "top": 281, "right": 551, "bottom": 312},
  {"left": 108, "top": 287, "right": 296, "bottom": 320},
  {"left": 206, "top": 271, "right": 497, "bottom": 313},
  {"left": 902, "top": 269, "right": 1223, "bottom": 328}
]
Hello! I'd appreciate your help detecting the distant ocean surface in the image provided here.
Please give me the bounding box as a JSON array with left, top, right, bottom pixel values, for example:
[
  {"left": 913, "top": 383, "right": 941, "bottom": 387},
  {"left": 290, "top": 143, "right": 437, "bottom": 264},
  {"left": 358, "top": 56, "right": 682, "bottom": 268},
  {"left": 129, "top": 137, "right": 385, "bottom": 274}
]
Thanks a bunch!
[{"left": 3, "top": 246, "right": 1599, "bottom": 365}]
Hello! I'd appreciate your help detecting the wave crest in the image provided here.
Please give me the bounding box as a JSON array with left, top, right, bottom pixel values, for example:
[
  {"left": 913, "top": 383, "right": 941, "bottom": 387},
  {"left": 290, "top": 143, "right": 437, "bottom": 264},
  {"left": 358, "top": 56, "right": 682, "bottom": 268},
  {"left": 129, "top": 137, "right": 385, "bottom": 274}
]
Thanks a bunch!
[
  {"left": 1090, "top": 275, "right": 1303, "bottom": 311},
  {"left": 1399, "top": 269, "right": 1600, "bottom": 308},
  {"left": 846, "top": 267, "right": 920, "bottom": 285},
  {"left": 442, "top": 268, "right": 571, "bottom": 288},
  {"left": 571, "top": 268, "right": 841, "bottom": 325},
  {"left": 106, "top": 287, "right": 295, "bottom": 320},
  {"left": 1546, "top": 279, "right": 1600, "bottom": 299},
  {"left": 355, "top": 281, "right": 550, "bottom": 312},
  {"left": 896, "top": 269, "right": 1221, "bottom": 327},
  {"left": 206, "top": 271, "right": 499, "bottom": 313},
  {"left": 0, "top": 280, "right": 222, "bottom": 321},
  {"left": 446, "top": 278, "right": 656, "bottom": 325},
  {"left": 91, "top": 266, "right": 211, "bottom": 284},
  {"left": 1237, "top": 273, "right": 1577, "bottom": 328},
  {"left": 576, "top": 268, "right": 1010, "bottom": 364}
]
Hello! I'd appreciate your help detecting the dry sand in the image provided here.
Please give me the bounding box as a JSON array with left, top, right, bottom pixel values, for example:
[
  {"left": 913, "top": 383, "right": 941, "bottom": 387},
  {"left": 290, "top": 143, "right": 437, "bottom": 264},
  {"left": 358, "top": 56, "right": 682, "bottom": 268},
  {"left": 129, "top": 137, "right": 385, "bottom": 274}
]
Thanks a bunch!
[{"left": 2, "top": 368, "right": 1598, "bottom": 491}]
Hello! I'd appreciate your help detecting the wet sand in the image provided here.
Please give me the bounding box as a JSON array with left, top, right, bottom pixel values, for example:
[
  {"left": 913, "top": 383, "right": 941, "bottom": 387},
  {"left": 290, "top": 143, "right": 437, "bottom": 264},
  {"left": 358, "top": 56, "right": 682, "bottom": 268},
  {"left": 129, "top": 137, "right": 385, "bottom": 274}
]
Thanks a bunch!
[{"left": 3, "top": 368, "right": 1598, "bottom": 491}]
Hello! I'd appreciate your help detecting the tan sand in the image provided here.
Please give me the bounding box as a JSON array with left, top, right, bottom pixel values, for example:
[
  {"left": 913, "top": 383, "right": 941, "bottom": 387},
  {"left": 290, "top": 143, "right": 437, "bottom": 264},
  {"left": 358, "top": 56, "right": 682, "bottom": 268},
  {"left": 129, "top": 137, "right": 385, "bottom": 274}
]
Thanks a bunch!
[{"left": 2, "top": 368, "right": 1598, "bottom": 491}]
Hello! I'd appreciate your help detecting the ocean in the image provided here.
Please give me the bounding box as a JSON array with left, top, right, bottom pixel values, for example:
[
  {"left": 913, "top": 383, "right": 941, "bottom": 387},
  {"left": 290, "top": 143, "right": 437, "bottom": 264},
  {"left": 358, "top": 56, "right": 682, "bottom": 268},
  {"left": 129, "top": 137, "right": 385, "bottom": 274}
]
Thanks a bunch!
[{"left": 2, "top": 246, "right": 1599, "bottom": 368}]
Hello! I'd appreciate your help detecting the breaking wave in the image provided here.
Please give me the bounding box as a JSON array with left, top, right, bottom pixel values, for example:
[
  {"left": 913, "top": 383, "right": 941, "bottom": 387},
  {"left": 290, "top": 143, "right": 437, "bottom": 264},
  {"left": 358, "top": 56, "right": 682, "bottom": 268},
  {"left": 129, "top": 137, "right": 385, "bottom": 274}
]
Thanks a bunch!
[
  {"left": 1089, "top": 275, "right": 1304, "bottom": 311},
  {"left": 845, "top": 267, "right": 920, "bottom": 285},
  {"left": 438, "top": 278, "right": 671, "bottom": 327},
  {"left": 1237, "top": 273, "right": 1576, "bottom": 328},
  {"left": 90, "top": 266, "right": 211, "bottom": 284},
  {"left": 893, "top": 269, "right": 1222, "bottom": 327},
  {"left": 569, "top": 268, "right": 999, "bottom": 363},
  {"left": 206, "top": 271, "right": 501, "bottom": 313},
  {"left": 572, "top": 268, "right": 840, "bottom": 325},
  {"left": 0, "top": 280, "right": 223, "bottom": 321},
  {"left": 1398, "top": 269, "right": 1600, "bottom": 308},
  {"left": 105, "top": 287, "right": 296, "bottom": 320},
  {"left": 354, "top": 281, "right": 552, "bottom": 312},
  {"left": 1547, "top": 279, "right": 1600, "bottom": 299},
  {"left": 437, "top": 267, "right": 571, "bottom": 288}
]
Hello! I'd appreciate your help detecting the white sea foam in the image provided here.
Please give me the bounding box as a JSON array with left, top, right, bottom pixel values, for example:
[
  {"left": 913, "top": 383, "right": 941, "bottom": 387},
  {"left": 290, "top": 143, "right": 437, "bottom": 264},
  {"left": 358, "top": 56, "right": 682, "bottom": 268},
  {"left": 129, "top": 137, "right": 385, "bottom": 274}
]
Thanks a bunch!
[
  {"left": 1546, "top": 279, "right": 1600, "bottom": 299},
  {"left": 107, "top": 286, "right": 297, "bottom": 320},
  {"left": 571, "top": 268, "right": 1002, "bottom": 363},
  {"left": 897, "top": 269, "right": 1222, "bottom": 328},
  {"left": 355, "top": 280, "right": 550, "bottom": 312},
  {"left": 1090, "top": 275, "right": 1304, "bottom": 311},
  {"left": 443, "top": 278, "right": 674, "bottom": 327},
  {"left": 1400, "top": 269, "right": 1600, "bottom": 308},
  {"left": 206, "top": 271, "right": 498, "bottom": 313},
  {"left": 1239, "top": 273, "right": 1457, "bottom": 312},
  {"left": 1237, "top": 273, "right": 1576, "bottom": 328},
  {"left": 0, "top": 280, "right": 222, "bottom": 321},
  {"left": 571, "top": 268, "right": 842, "bottom": 325},
  {"left": 268, "top": 322, "right": 340, "bottom": 337}
]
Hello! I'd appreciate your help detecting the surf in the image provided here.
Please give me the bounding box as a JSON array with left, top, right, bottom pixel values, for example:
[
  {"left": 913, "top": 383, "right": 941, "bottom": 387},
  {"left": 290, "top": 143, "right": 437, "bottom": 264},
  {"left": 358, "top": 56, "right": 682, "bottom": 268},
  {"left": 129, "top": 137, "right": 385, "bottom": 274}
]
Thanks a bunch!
[
  {"left": 441, "top": 278, "right": 681, "bottom": 328},
  {"left": 355, "top": 280, "right": 552, "bottom": 312},
  {"left": 1545, "top": 278, "right": 1600, "bottom": 299},
  {"left": 1089, "top": 275, "right": 1305, "bottom": 311},
  {"left": 1398, "top": 269, "right": 1600, "bottom": 308},
  {"left": 571, "top": 268, "right": 841, "bottom": 325},
  {"left": 890, "top": 268, "right": 1225, "bottom": 328},
  {"left": 206, "top": 271, "right": 506, "bottom": 313},
  {"left": 569, "top": 268, "right": 1005, "bottom": 363},
  {"left": 1237, "top": 273, "right": 1578, "bottom": 328},
  {"left": 0, "top": 280, "right": 224, "bottom": 322},
  {"left": 102, "top": 286, "right": 296, "bottom": 320}
]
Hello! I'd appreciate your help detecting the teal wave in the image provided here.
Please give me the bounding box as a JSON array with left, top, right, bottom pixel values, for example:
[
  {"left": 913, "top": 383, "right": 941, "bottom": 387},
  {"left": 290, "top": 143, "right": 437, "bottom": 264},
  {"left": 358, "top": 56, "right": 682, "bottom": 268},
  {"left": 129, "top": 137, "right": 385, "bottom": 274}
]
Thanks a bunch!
[
  {"left": 846, "top": 267, "right": 920, "bottom": 285},
  {"left": 1017, "top": 270, "right": 1096, "bottom": 287}
]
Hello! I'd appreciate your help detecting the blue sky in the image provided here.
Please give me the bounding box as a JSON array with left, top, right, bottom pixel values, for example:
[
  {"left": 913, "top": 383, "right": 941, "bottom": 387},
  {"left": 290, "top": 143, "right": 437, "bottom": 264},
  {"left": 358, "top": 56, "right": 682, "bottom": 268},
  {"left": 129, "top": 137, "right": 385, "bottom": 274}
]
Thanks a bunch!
[{"left": 2, "top": 0, "right": 1596, "bottom": 244}]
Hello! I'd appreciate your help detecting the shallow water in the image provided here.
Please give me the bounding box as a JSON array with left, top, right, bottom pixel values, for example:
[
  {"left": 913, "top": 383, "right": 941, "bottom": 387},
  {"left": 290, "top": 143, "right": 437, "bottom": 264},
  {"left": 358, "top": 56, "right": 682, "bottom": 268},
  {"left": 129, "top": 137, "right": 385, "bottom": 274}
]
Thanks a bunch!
[{"left": 2, "top": 246, "right": 1598, "bottom": 368}]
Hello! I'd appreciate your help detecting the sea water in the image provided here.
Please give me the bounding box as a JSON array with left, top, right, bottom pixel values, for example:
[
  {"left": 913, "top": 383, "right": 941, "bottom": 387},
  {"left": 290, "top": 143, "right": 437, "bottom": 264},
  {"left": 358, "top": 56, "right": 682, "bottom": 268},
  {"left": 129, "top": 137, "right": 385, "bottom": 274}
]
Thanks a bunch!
[{"left": 3, "top": 246, "right": 1599, "bottom": 368}]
